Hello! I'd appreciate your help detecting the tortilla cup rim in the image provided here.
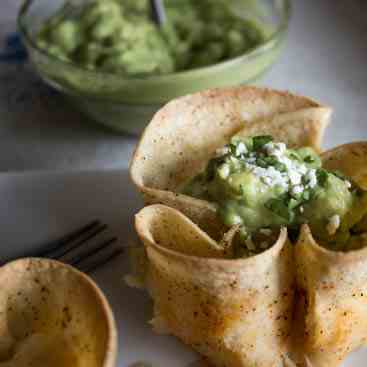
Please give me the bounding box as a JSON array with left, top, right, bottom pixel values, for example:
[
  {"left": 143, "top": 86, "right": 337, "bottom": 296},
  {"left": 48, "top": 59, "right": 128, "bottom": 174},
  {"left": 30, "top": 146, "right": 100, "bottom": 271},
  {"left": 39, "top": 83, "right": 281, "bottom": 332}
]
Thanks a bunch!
[
  {"left": 136, "top": 204, "right": 288, "bottom": 267},
  {"left": 321, "top": 140, "right": 367, "bottom": 159},
  {"left": 129, "top": 85, "right": 329, "bottom": 189},
  {"left": 299, "top": 224, "right": 367, "bottom": 263},
  {"left": 0, "top": 257, "right": 118, "bottom": 367}
]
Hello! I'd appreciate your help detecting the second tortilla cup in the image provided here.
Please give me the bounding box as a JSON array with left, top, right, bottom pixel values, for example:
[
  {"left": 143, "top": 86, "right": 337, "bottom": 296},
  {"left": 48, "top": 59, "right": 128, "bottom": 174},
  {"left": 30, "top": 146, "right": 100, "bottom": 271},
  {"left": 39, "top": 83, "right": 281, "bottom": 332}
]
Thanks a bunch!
[{"left": 135, "top": 204, "right": 295, "bottom": 367}]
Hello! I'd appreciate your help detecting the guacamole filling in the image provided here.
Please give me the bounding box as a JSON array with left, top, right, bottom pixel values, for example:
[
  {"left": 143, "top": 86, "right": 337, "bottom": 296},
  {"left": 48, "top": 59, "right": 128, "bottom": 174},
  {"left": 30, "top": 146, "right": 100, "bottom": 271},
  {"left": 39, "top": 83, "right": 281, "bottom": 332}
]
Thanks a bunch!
[
  {"left": 182, "top": 136, "right": 367, "bottom": 256},
  {"left": 35, "top": 0, "right": 267, "bottom": 76}
]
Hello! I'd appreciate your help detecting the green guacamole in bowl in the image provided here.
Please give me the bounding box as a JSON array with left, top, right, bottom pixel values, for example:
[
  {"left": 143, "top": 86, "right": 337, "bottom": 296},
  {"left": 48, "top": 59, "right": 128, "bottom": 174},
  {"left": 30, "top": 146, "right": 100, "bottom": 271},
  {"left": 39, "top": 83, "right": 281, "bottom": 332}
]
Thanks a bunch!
[
  {"left": 35, "top": 0, "right": 268, "bottom": 76},
  {"left": 18, "top": 0, "right": 291, "bottom": 134}
]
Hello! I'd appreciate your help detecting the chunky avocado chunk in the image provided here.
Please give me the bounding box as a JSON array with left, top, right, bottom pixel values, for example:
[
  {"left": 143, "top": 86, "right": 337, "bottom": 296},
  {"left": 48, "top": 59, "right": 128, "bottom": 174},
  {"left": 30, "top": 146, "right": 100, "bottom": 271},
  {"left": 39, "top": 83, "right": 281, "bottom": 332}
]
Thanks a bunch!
[
  {"left": 182, "top": 136, "right": 367, "bottom": 256},
  {"left": 36, "top": 0, "right": 267, "bottom": 76}
]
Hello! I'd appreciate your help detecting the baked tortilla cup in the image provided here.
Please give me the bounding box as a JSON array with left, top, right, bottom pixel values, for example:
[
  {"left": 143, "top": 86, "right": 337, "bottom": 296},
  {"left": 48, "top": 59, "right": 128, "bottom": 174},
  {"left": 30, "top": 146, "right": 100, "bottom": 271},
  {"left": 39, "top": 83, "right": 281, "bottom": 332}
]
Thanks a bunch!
[
  {"left": 0, "top": 258, "right": 117, "bottom": 367},
  {"left": 130, "top": 86, "right": 331, "bottom": 240},
  {"left": 135, "top": 204, "right": 294, "bottom": 367},
  {"left": 295, "top": 142, "right": 367, "bottom": 367}
]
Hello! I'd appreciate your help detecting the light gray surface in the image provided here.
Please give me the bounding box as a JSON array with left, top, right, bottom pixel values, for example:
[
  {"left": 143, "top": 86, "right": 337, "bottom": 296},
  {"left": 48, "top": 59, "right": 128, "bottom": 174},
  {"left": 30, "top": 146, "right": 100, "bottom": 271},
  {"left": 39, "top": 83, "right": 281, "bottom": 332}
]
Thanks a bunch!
[
  {"left": 0, "top": 0, "right": 366, "bottom": 171},
  {"left": 0, "top": 170, "right": 198, "bottom": 367}
]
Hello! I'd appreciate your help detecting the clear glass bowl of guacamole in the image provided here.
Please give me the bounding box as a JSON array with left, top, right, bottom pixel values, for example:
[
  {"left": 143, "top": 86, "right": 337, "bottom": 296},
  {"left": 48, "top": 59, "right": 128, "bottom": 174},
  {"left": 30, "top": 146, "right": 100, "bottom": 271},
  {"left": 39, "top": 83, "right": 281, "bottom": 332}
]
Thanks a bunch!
[{"left": 18, "top": 0, "right": 291, "bottom": 135}]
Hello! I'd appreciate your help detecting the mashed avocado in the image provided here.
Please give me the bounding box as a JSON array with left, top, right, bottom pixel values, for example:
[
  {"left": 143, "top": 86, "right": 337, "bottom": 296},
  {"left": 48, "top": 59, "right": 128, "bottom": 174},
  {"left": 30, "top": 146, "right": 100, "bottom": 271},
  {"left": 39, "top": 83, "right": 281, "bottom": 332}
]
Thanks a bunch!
[
  {"left": 35, "top": 0, "right": 267, "bottom": 76},
  {"left": 183, "top": 136, "right": 367, "bottom": 256}
]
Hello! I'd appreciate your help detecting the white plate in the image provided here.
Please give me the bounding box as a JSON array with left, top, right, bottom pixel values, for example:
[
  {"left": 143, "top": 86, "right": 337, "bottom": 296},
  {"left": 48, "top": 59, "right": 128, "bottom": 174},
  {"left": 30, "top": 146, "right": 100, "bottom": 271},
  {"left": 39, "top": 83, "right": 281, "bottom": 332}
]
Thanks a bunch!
[{"left": 0, "top": 169, "right": 366, "bottom": 366}]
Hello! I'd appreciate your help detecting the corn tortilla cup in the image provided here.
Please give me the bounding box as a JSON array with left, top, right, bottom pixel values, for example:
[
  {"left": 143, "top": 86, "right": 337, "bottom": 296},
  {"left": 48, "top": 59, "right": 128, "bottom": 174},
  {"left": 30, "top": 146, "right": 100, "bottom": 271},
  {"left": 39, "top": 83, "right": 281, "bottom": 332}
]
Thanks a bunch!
[
  {"left": 294, "top": 142, "right": 367, "bottom": 367},
  {"left": 0, "top": 258, "right": 117, "bottom": 367},
  {"left": 135, "top": 204, "right": 294, "bottom": 367},
  {"left": 130, "top": 87, "right": 367, "bottom": 365},
  {"left": 132, "top": 143, "right": 367, "bottom": 366},
  {"left": 130, "top": 86, "right": 331, "bottom": 240}
]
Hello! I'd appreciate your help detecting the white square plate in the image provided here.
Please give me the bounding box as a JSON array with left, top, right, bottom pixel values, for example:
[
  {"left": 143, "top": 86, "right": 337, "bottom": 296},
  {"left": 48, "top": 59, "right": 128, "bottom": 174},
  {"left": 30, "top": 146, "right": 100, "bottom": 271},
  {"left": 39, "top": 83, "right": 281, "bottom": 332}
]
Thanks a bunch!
[{"left": 0, "top": 169, "right": 366, "bottom": 366}]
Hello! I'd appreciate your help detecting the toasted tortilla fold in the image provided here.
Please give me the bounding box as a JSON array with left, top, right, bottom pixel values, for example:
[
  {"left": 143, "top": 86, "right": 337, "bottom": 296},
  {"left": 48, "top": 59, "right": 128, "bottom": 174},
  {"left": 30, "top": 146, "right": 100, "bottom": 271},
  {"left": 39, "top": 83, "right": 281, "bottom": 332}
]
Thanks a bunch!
[
  {"left": 322, "top": 141, "right": 367, "bottom": 189},
  {"left": 293, "top": 142, "right": 367, "bottom": 366},
  {"left": 130, "top": 86, "right": 331, "bottom": 240},
  {"left": 296, "top": 225, "right": 367, "bottom": 367},
  {"left": 0, "top": 258, "right": 117, "bottom": 367},
  {"left": 135, "top": 204, "right": 295, "bottom": 367}
]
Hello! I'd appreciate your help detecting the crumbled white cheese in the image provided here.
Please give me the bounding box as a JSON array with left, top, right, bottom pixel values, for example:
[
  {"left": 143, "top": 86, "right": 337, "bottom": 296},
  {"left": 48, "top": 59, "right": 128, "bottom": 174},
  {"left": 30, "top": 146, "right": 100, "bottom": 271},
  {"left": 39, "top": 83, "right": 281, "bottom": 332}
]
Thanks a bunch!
[
  {"left": 305, "top": 169, "right": 317, "bottom": 188},
  {"left": 299, "top": 206, "right": 304, "bottom": 213},
  {"left": 291, "top": 185, "right": 304, "bottom": 196},
  {"left": 326, "top": 215, "right": 340, "bottom": 235},
  {"left": 246, "top": 157, "right": 256, "bottom": 164},
  {"left": 289, "top": 171, "right": 302, "bottom": 185},
  {"left": 264, "top": 142, "right": 286, "bottom": 158},
  {"left": 259, "top": 228, "right": 272, "bottom": 236},
  {"left": 246, "top": 164, "right": 289, "bottom": 190},
  {"left": 345, "top": 180, "right": 352, "bottom": 189},
  {"left": 236, "top": 142, "right": 247, "bottom": 156},
  {"left": 230, "top": 139, "right": 320, "bottom": 198}
]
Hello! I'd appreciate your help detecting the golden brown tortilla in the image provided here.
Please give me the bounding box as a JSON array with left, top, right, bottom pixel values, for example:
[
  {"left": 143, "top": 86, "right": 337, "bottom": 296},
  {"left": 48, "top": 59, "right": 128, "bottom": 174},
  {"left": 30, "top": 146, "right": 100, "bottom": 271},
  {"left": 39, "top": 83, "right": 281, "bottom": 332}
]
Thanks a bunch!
[
  {"left": 130, "top": 86, "right": 331, "bottom": 240},
  {"left": 135, "top": 204, "right": 295, "bottom": 367},
  {"left": 292, "top": 142, "right": 367, "bottom": 366},
  {"left": 130, "top": 86, "right": 367, "bottom": 366},
  {"left": 296, "top": 225, "right": 367, "bottom": 367},
  {"left": 0, "top": 258, "right": 117, "bottom": 367},
  {"left": 322, "top": 141, "right": 367, "bottom": 189}
]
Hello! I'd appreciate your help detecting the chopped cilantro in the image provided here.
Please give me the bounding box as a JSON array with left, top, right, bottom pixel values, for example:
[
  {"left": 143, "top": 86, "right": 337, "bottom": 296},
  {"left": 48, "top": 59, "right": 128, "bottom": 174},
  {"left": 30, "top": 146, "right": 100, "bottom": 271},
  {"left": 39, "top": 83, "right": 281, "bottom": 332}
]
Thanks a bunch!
[
  {"left": 229, "top": 142, "right": 238, "bottom": 156},
  {"left": 252, "top": 135, "right": 273, "bottom": 150},
  {"left": 256, "top": 158, "right": 268, "bottom": 168},
  {"left": 274, "top": 162, "right": 287, "bottom": 172},
  {"left": 265, "top": 197, "right": 294, "bottom": 223},
  {"left": 304, "top": 155, "right": 315, "bottom": 163},
  {"left": 316, "top": 169, "right": 329, "bottom": 187}
]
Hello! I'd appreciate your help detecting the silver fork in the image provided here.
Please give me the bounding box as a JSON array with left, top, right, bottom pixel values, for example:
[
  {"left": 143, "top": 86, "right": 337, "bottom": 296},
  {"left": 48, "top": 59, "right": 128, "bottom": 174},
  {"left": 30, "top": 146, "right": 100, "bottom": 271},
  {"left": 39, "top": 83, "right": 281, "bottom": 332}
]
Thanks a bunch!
[{"left": 33, "top": 220, "right": 123, "bottom": 273}]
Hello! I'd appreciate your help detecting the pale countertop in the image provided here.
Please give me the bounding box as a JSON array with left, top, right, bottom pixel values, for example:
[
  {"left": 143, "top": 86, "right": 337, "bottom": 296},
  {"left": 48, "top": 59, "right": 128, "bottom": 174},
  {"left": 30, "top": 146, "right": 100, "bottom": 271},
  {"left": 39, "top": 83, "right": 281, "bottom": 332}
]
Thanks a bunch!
[{"left": 0, "top": 0, "right": 366, "bottom": 172}]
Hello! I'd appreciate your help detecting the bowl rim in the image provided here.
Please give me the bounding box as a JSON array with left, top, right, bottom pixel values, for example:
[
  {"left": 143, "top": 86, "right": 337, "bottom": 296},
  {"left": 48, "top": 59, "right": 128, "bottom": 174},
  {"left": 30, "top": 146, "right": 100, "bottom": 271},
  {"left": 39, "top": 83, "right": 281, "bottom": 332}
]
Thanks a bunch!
[{"left": 17, "top": 0, "right": 292, "bottom": 83}]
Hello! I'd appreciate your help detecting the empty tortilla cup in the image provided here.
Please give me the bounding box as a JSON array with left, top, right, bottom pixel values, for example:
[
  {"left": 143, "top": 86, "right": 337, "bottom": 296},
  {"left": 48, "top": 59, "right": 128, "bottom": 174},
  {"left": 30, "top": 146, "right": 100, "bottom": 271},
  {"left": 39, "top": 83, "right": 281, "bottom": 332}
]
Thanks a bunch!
[
  {"left": 135, "top": 204, "right": 295, "bottom": 367},
  {"left": 0, "top": 258, "right": 117, "bottom": 367},
  {"left": 130, "top": 86, "right": 331, "bottom": 240}
]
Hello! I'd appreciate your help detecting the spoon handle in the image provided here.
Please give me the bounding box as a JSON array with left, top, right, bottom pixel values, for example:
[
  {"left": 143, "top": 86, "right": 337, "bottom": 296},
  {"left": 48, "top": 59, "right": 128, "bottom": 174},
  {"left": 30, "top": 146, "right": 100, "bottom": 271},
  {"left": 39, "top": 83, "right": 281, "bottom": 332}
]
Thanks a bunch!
[{"left": 150, "top": 0, "right": 166, "bottom": 27}]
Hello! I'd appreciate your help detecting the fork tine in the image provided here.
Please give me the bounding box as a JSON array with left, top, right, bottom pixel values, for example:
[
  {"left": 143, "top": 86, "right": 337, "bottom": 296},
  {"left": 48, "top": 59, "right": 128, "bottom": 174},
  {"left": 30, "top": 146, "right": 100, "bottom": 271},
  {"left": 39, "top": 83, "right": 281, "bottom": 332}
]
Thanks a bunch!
[
  {"left": 68, "top": 237, "right": 118, "bottom": 266},
  {"left": 47, "top": 224, "right": 108, "bottom": 260},
  {"left": 78, "top": 247, "right": 124, "bottom": 273},
  {"left": 36, "top": 220, "right": 101, "bottom": 257}
]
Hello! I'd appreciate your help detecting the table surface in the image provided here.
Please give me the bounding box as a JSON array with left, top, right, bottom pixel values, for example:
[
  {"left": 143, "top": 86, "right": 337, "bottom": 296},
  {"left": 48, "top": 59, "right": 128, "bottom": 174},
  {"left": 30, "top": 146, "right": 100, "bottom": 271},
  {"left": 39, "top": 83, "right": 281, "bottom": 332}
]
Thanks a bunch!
[{"left": 0, "top": 0, "right": 367, "bottom": 172}]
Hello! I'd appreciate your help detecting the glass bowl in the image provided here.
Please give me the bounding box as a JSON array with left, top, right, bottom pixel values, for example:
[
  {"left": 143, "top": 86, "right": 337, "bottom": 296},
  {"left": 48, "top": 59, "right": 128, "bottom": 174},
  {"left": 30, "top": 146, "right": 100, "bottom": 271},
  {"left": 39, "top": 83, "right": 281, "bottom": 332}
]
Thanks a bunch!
[{"left": 18, "top": 0, "right": 291, "bottom": 135}]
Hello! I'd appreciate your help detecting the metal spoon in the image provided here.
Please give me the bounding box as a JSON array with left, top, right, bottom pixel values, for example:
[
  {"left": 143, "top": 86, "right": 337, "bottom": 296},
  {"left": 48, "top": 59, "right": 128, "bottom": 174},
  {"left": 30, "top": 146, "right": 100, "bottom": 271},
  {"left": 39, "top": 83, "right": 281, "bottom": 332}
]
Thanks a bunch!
[{"left": 150, "top": 0, "right": 166, "bottom": 27}]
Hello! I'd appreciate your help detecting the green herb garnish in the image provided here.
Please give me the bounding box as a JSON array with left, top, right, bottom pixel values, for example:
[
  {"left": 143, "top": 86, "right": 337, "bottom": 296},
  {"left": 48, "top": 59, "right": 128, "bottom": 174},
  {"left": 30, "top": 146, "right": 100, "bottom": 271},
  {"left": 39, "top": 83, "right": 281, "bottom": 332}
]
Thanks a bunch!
[
  {"left": 252, "top": 135, "right": 273, "bottom": 150},
  {"left": 316, "top": 169, "right": 329, "bottom": 187}
]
